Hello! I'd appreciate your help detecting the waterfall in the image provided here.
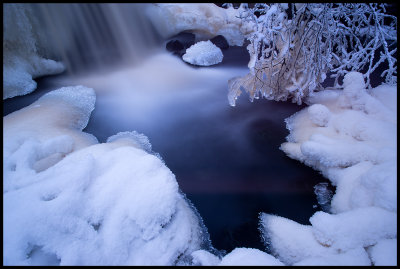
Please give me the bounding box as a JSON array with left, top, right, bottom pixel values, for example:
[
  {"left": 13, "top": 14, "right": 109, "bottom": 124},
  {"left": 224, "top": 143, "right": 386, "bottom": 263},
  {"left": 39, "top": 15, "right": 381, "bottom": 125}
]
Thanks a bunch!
[{"left": 28, "top": 3, "right": 162, "bottom": 75}]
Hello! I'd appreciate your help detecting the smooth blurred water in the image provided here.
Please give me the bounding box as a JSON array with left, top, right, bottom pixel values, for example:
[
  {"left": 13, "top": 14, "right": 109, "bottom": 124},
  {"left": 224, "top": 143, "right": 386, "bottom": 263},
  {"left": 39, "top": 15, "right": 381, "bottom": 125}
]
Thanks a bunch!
[{"left": 3, "top": 4, "right": 328, "bottom": 254}]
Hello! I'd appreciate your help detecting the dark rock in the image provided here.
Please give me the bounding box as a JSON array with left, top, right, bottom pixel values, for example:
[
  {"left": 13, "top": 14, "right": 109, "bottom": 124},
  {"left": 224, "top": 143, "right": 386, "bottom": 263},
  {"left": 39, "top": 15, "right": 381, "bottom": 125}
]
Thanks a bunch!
[
  {"left": 166, "top": 40, "right": 184, "bottom": 52},
  {"left": 172, "top": 50, "right": 185, "bottom": 57},
  {"left": 210, "top": 35, "right": 229, "bottom": 50},
  {"left": 166, "top": 32, "right": 196, "bottom": 53},
  {"left": 173, "top": 32, "right": 196, "bottom": 49}
]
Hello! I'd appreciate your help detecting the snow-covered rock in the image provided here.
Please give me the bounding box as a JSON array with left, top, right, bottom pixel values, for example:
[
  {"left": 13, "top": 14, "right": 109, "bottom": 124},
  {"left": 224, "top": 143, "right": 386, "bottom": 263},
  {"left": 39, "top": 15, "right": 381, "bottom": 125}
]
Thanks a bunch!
[
  {"left": 259, "top": 213, "right": 337, "bottom": 265},
  {"left": 3, "top": 86, "right": 211, "bottom": 265},
  {"left": 146, "top": 3, "right": 246, "bottom": 46},
  {"left": 182, "top": 41, "right": 223, "bottom": 66},
  {"left": 190, "top": 250, "right": 221, "bottom": 266},
  {"left": 293, "top": 248, "right": 371, "bottom": 266},
  {"left": 310, "top": 207, "right": 396, "bottom": 251},
  {"left": 3, "top": 4, "right": 65, "bottom": 99},
  {"left": 261, "top": 72, "right": 397, "bottom": 265},
  {"left": 219, "top": 248, "right": 284, "bottom": 266},
  {"left": 308, "top": 104, "right": 331, "bottom": 127},
  {"left": 367, "top": 239, "right": 397, "bottom": 266}
]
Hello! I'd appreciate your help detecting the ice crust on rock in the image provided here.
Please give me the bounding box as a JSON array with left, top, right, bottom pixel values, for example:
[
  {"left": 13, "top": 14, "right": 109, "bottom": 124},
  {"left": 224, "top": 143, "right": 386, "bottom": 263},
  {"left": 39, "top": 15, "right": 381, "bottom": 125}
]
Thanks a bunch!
[
  {"left": 107, "top": 131, "right": 153, "bottom": 155},
  {"left": 260, "top": 72, "right": 397, "bottom": 265},
  {"left": 3, "top": 85, "right": 98, "bottom": 193},
  {"left": 182, "top": 40, "right": 223, "bottom": 66},
  {"left": 3, "top": 4, "right": 65, "bottom": 99},
  {"left": 3, "top": 86, "right": 211, "bottom": 265},
  {"left": 146, "top": 3, "right": 246, "bottom": 46}
]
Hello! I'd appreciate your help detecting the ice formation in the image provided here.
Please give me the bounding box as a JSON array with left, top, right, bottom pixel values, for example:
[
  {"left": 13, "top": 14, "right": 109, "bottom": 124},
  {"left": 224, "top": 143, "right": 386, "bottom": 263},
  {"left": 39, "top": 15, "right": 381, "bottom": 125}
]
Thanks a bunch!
[
  {"left": 258, "top": 72, "right": 397, "bottom": 265},
  {"left": 3, "top": 86, "right": 211, "bottom": 265},
  {"left": 182, "top": 41, "right": 223, "bottom": 66},
  {"left": 146, "top": 3, "right": 247, "bottom": 46},
  {"left": 3, "top": 4, "right": 65, "bottom": 99},
  {"left": 313, "top": 182, "right": 333, "bottom": 212}
]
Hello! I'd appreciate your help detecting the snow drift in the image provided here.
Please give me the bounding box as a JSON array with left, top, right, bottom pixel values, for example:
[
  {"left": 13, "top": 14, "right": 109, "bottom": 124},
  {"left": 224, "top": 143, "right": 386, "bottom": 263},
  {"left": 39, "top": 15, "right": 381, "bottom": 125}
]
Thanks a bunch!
[
  {"left": 258, "top": 72, "right": 397, "bottom": 265},
  {"left": 3, "top": 86, "right": 212, "bottom": 265}
]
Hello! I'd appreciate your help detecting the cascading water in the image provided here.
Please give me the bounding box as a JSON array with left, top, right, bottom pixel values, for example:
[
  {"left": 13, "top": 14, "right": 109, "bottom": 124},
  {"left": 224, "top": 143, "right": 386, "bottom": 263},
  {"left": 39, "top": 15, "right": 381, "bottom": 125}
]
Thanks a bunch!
[{"left": 28, "top": 3, "right": 162, "bottom": 74}]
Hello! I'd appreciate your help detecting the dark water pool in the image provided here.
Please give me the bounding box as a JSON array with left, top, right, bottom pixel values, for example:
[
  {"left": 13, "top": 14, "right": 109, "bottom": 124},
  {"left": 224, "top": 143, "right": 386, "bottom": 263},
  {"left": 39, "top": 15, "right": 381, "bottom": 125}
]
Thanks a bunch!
[{"left": 3, "top": 46, "right": 327, "bottom": 254}]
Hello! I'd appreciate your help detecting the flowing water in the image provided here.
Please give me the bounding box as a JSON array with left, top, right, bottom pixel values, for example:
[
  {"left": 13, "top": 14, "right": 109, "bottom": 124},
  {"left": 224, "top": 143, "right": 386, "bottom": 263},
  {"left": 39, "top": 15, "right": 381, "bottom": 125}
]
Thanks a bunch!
[{"left": 4, "top": 4, "right": 328, "bottom": 253}]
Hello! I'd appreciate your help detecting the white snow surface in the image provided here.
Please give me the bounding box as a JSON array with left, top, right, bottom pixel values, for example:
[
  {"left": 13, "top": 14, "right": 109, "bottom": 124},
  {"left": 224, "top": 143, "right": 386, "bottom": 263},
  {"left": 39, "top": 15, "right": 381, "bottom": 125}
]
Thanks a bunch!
[
  {"left": 219, "top": 248, "right": 284, "bottom": 266},
  {"left": 190, "top": 250, "right": 221, "bottom": 266},
  {"left": 182, "top": 41, "right": 223, "bottom": 66},
  {"left": 3, "top": 86, "right": 209, "bottom": 265},
  {"left": 259, "top": 72, "right": 397, "bottom": 265},
  {"left": 307, "top": 104, "right": 331, "bottom": 127},
  {"left": 3, "top": 4, "right": 65, "bottom": 99},
  {"left": 368, "top": 239, "right": 397, "bottom": 266},
  {"left": 146, "top": 3, "right": 246, "bottom": 46},
  {"left": 293, "top": 248, "right": 371, "bottom": 266}
]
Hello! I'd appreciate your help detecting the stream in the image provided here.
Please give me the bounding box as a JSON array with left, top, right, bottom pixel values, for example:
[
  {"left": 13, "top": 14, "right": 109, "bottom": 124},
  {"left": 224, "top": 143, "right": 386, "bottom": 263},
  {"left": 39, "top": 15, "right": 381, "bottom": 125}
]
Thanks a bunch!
[{"left": 3, "top": 4, "right": 327, "bottom": 254}]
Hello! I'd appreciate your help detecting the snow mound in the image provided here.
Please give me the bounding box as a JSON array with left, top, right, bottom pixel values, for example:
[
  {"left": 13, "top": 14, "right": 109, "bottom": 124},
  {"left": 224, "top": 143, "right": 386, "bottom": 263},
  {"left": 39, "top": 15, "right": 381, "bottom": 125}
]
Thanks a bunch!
[
  {"left": 146, "top": 3, "right": 246, "bottom": 46},
  {"left": 3, "top": 4, "right": 65, "bottom": 99},
  {"left": 4, "top": 86, "right": 98, "bottom": 192},
  {"left": 310, "top": 207, "right": 396, "bottom": 251},
  {"left": 308, "top": 104, "right": 331, "bottom": 127},
  {"left": 182, "top": 40, "right": 223, "bottom": 66},
  {"left": 219, "top": 248, "right": 284, "bottom": 266},
  {"left": 3, "top": 86, "right": 210, "bottom": 265},
  {"left": 259, "top": 213, "right": 337, "bottom": 265},
  {"left": 367, "top": 239, "right": 397, "bottom": 266},
  {"left": 260, "top": 72, "right": 397, "bottom": 265},
  {"left": 281, "top": 72, "right": 397, "bottom": 213},
  {"left": 190, "top": 250, "right": 221, "bottom": 266},
  {"left": 293, "top": 248, "right": 371, "bottom": 266}
]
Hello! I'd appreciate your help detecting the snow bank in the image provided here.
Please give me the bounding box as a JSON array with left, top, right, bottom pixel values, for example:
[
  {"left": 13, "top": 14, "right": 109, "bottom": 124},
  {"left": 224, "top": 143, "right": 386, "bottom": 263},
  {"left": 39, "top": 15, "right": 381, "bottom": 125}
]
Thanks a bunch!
[
  {"left": 191, "top": 250, "right": 221, "bottom": 266},
  {"left": 259, "top": 213, "right": 337, "bottom": 265},
  {"left": 293, "top": 248, "right": 371, "bottom": 266},
  {"left": 3, "top": 85, "right": 98, "bottom": 192},
  {"left": 146, "top": 4, "right": 246, "bottom": 46},
  {"left": 3, "top": 4, "right": 65, "bottom": 99},
  {"left": 259, "top": 72, "right": 397, "bottom": 265},
  {"left": 3, "top": 86, "right": 211, "bottom": 265},
  {"left": 367, "top": 239, "right": 397, "bottom": 266},
  {"left": 219, "top": 248, "right": 284, "bottom": 266},
  {"left": 310, "top": 207, "right": 396, "bottom": 251},
  {"left": 182, "top": 41, "right": 223, "bottom": 66}
]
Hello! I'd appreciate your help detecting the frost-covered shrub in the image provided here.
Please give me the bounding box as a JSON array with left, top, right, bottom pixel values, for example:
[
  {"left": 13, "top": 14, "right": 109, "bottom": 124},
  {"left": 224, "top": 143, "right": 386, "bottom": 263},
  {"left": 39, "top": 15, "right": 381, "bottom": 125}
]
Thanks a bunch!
[
  {"left": 3, "top": 4, "right": 65, "bottom": 99},
  {"left": 228, "top": 3, "right": 397, "bottom": 105}
]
